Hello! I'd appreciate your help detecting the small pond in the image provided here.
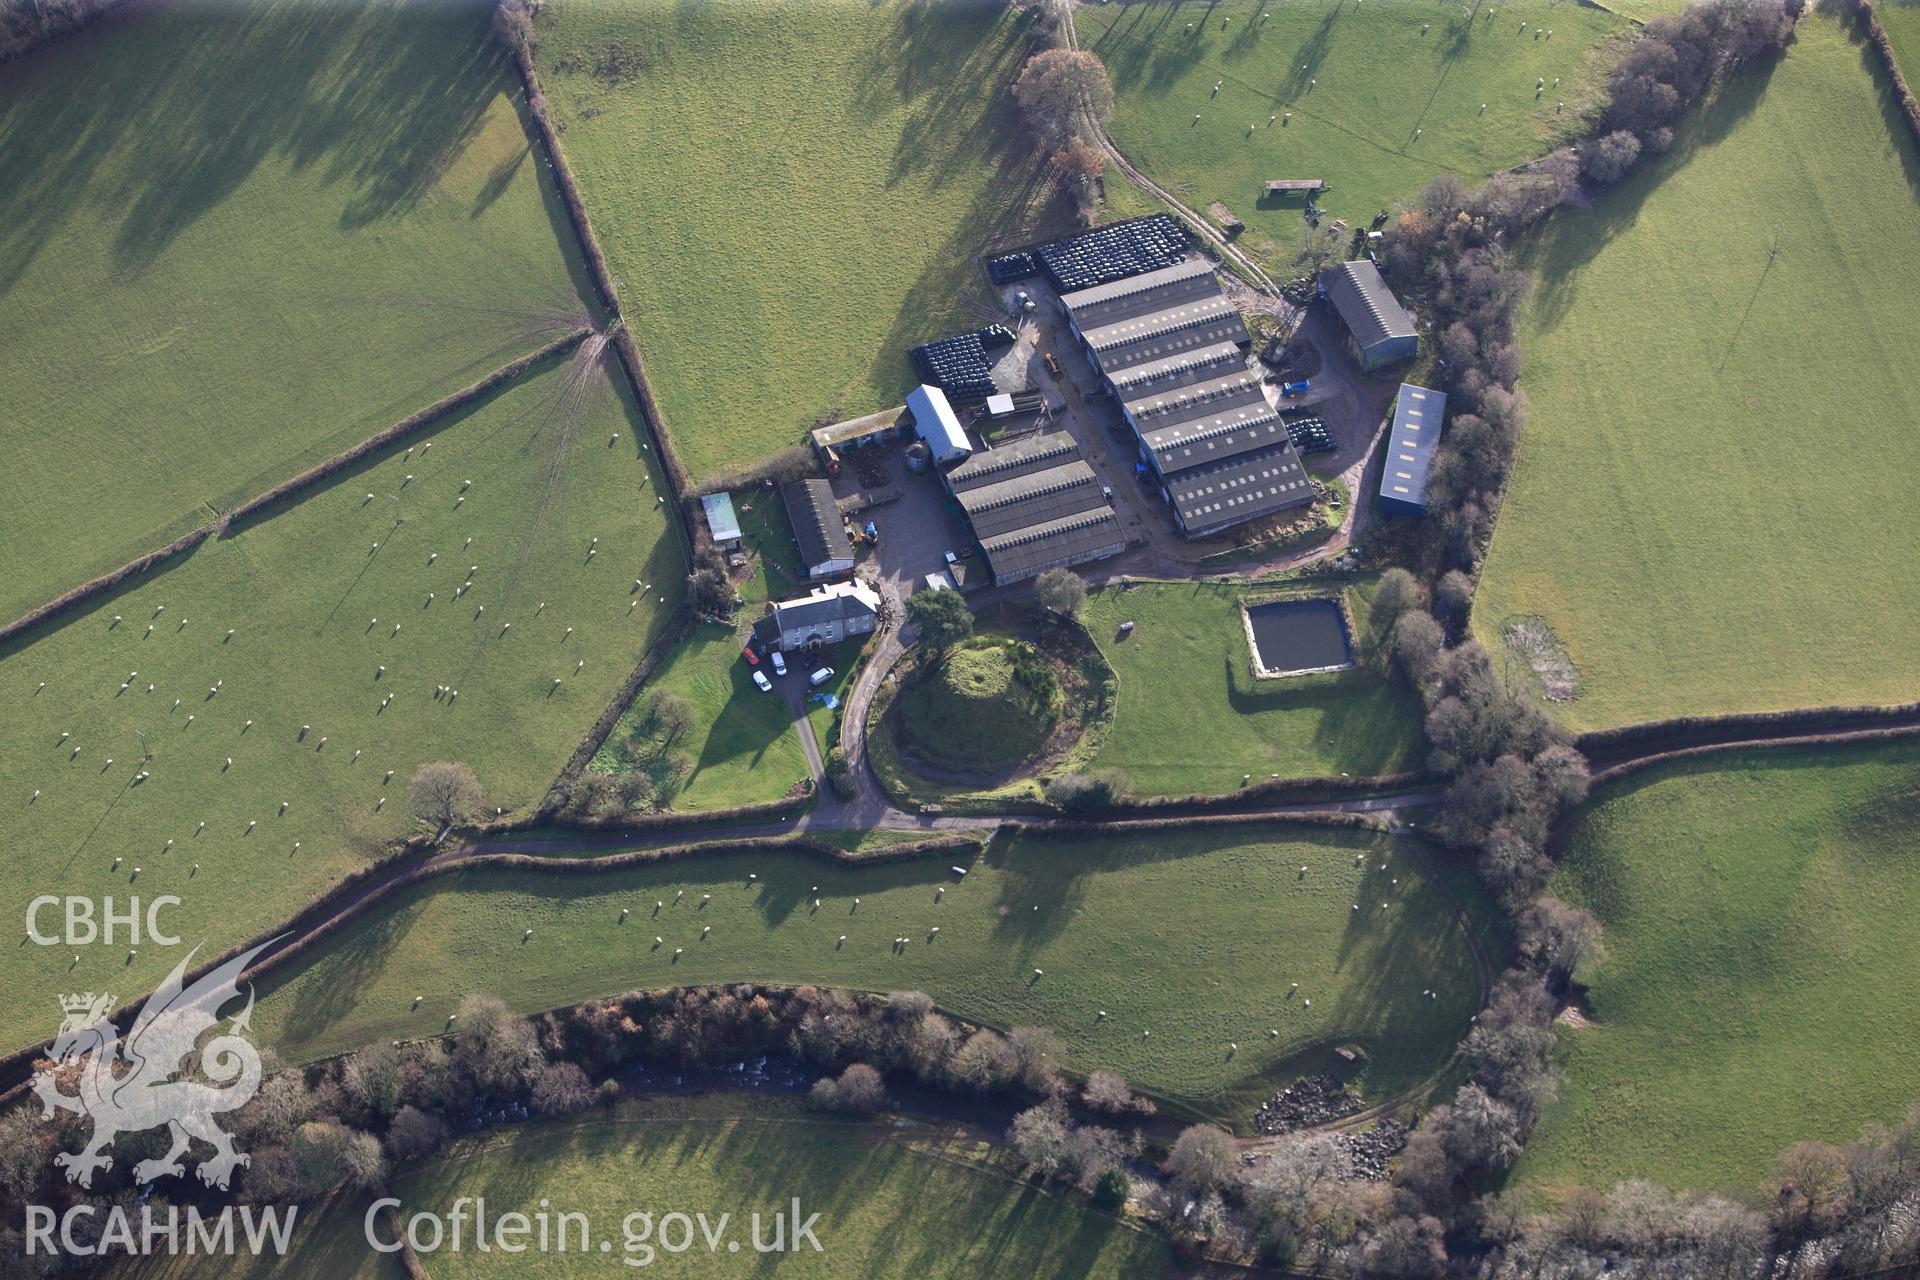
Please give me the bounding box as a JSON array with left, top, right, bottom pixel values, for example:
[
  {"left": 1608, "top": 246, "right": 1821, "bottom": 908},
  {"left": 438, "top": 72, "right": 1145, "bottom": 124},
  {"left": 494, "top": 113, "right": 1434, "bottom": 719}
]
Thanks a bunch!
[{"left": 1244, "top": 598, "right": 1355, "bottom": 677}]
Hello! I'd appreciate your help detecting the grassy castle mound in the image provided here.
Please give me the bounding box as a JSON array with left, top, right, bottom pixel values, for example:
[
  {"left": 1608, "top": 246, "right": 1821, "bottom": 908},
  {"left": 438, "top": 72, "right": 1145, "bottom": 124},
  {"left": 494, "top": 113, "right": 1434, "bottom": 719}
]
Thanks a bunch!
[{"left": 900, "top": 640, "right": 1060, "bottom": 773}]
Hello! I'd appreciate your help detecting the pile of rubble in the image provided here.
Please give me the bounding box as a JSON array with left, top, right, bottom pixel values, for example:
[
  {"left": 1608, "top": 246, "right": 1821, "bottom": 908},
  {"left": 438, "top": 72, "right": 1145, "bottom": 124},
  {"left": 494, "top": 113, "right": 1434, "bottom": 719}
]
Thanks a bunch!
[
  {"left": 1335, "top": 1118, "right": 1411, "bottom": 1182},
  {"left": 1252, "top": 1074, "right": 1365, "bottom": 1135}
]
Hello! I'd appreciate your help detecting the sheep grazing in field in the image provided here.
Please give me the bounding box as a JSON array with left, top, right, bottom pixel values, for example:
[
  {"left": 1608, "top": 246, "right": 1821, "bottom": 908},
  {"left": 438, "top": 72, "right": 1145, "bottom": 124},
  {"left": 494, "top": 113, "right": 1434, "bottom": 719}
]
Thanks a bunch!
[
  {"left": 145, "top": 625, "right": 153, "bottom": 637},
  {"left": 184, "top": 715, "right": 193, "bottom": 725},
  {"left": 413, "top": 995, "right": 424, "bottom": 1007},
  {"left": 224, "top": 757, "right": 232, "bottom": 770},
  {"left": 575, "top": 661, "right": 584, "bottom": 674},
  {"left": 500, "top": 622, "right": 510, "bottom": 634},
  {"left": 564, "top": 627, "right": 573, "bottom": 638},
  {"left": 402, "top": 474, "right": 413, "bottom": 485},
  {"left": 291, "top": 842, "right": 300, "bottom": 853},
  {"left": 449, "top": 690, "right": 459, "bottom": 702},
  {"left": 586, "top": 549, "right": 596, "bottom": 560},
  {"left": 455, "top": 496, "right": 464, "bottom": 507},
  {"left": 384, "top": 770, "right": 394, "bottom": 783},
  {"left": 375, "top": 797, "right": 385, "bottom": 810},
  {"left": 59, "top": 731, "right": 69, "bottom": 742},
  {"left": 837, "top": 935, "right": 846, "bottom": 945},
  {"left": 654, "top": 937, "right": 662, "bottom": 947},
  {"left": 163, "top": 838, "right": 173, "bottom": 850},
  {"left": 536, "top": 602, "right": 546, "bottom": 615},
  {"left": 619, "top": 908, "right": 629, "bottom": 919},
  {"left": 30, "top": 790, "right": 40, "bottom": 802},
  {"left": 71, "top": 746, "right": 81, "bottom": 759},
  {"left": 523, "top": 929, "right": 533, "bottom": 941},
  {"left": 673, "top": 948, "right": 682, "bottom": 957},
  {"left": 461, "top": 480, "right": 472, "bottom": 491},
  {"left": 352, "top": 750, "right": 360, "bottom": 762},
  {"left": 246, "top": 820, "right": 256, "bottom": 832},
  {"left": 111, "top": 615, "right": 122, "bottom": 627},
  {"left": 196, "top": 820, "right": 205, "bottom": 833},
  {"left": 701, "top": 926, "right": 710, "bottom": 938},
  {"left": 279, "top": 801, "right": 288, "bottom": 814}
]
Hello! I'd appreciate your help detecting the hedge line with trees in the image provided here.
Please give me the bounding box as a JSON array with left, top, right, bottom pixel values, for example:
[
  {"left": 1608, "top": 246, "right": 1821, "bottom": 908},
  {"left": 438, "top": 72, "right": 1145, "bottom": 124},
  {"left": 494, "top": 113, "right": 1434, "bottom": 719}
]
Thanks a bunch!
[
  {"left": 0, "top": 0, "right": 126, "bottom": 64},
  {"left": 1859, "top": 0, "right": 1920, "bottom": 148}
]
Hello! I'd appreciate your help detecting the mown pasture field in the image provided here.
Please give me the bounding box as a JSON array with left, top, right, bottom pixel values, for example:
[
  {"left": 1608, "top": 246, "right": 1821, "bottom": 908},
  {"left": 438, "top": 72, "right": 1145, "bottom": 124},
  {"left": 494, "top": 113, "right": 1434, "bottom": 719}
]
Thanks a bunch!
[
  {"left": 0, "top": 0, "right": 592, "bottom": 622},
  {"left": 1079, "top": 579, "right": 1423, "bottom": 795},
  {"left": 1515, "top": 738, "right": 1920, "bottom": 1194},
  {"left": 1077, "top": 0, "right": 1628, "bottom": 261},
  {"left": 1474, "top": 11, "right": 1920, "bottom": 730},
  {"left": 0, "top": 352, "right": 681, "bottom": 1054},
  {"left": 589, "top": 624, "right": 810, "bottom": 813},
  {"left": 247, "top": 823, "right": 1495, "bottom": 1126},
  {"left": 117, "top": 1096, "right": 1177, "bottom": 1279},
  {"left": 1881, "top": 0, "right": 1920, "bottom": 79},
  {"left": 534, "top": 0, "right": 1081, "bottom": 483}
]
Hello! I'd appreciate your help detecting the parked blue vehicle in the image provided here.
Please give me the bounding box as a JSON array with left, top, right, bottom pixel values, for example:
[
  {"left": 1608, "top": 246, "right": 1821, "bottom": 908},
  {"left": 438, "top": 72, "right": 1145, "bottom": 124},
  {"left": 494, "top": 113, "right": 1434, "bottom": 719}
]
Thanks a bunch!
[{"left": 1281, "top": 380, "right": 1312, "bottom": 397}]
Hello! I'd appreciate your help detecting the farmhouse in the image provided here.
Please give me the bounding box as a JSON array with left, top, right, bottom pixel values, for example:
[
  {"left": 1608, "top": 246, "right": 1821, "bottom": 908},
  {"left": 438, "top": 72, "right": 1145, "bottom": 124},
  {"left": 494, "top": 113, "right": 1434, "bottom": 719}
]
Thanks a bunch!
[
  {"left": 1055, "top": 255, "right": 1314, "bottom": 538},
  {"left": 943, "top": 432, "right": 1127, "bottom": 584},
  {"left": 700, "top": 492, "right": 743, "bottom": 553},
  {"left": 781, "top": 478, "right": 855, "bottom": 579},
  {"left": 1319, "top": 260, "right": 1418, "bottom": 372},
  {"left": 905, "top": 383, "right": 974, "bottom": 467},
  {"left": 1377, "top": 384, "right": 1447, "bottom": 518},
  {"left": 761, "top": 580, "right": 881, "bottom": 653}
]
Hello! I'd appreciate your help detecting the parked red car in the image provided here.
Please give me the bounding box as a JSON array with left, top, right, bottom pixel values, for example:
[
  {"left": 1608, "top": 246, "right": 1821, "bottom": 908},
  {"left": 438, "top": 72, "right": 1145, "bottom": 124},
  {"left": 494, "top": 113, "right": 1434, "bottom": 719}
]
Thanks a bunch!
[{"left": 742, "top": 645, "right": 759, "bottom": 666}]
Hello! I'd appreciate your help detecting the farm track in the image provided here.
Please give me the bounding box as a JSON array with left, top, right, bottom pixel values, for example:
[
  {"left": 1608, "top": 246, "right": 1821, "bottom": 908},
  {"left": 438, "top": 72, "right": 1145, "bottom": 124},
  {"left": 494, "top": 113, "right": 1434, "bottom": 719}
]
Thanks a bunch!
[{"left": 1058, "top": 1, "right": 1283, "bottom": 295}]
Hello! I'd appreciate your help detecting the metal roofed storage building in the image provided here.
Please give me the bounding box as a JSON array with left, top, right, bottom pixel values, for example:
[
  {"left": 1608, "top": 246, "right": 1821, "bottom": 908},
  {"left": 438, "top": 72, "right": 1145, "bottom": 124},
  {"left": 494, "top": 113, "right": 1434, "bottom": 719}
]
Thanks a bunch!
[
  {"left": 943, "top": 432, "right": 1127, "bottom": 584},
  {"left": 781, "top": 478, "right": 855, "bottom": 579},
  {"left": 1055, "top": 254, "right": 1314, "bottom": 539},
  {"left": 1377, "top": 384, "right": 1447, "bottom": 517},
  {"left": 1320, "top": 260, "right": 1418, "bottom": 371},
  {"left": 700, "top": 492, "right": 742, "bottom": 551},
  {"left": 905, "top": 383, "right": 973, "bottom": 467}
]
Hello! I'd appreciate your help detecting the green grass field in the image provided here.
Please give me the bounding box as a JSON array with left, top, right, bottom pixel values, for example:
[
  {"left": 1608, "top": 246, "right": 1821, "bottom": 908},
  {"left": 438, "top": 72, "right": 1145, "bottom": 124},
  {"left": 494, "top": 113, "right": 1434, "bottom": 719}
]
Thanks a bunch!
[
  {"left": 1077, "top": 0, "right": 1628, "bottom": 259},
  {"left": 1475, "top": 11, "right": 1920, "bottom": 730},
  {"left": 1880, "top": 0, "right": 1920, "bottom": 80},
  {"left": 592, "top": 624, "right": 810, "bottom": 812},
  {"left": 1080, "top": 579, "right": 1422, "bottom": 795},
  {"left": 120, "top": 1097, "right": 1176, "bottom": 1279},
  {"left": 1515, "top": 738, "right": 1920, "bottom": 1193},
  {"left": 248, "top": 822, "right": 1492, "bottom": 1126},
  {"left": 534, "top": 0, "right": 1080, "bottom": 483},
  {"left": 0, "top": 352, "right": 682, "bottom": 1053},
  {"left": 0, "top": 0, "right": 592, "bottom": 623}
]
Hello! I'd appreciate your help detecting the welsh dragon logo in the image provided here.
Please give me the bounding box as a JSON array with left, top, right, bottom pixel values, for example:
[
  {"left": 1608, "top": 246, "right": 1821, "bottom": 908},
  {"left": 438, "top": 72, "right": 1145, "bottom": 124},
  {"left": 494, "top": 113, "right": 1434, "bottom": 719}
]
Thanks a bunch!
[{"left": 31, "top": 941, "right": 273, "bottom": 1190}]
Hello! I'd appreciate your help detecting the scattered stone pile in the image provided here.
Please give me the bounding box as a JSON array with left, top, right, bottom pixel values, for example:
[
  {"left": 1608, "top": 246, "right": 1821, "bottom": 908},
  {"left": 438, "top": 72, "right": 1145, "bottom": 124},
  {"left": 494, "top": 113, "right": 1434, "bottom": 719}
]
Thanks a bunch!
[
  {"left": 1252, "top": 1073, "right": 1365, "bottom": 1135},
  {"left": 1335, "top": 1118, "right": 1410, "bottom": 1182}
]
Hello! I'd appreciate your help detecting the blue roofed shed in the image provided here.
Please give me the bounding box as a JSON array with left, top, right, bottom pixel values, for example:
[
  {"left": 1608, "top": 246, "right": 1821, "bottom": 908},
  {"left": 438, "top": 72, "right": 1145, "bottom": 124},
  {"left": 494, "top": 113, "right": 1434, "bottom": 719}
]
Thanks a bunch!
[{"left": 1377, "top": 384, "right": 1446, "bottom": 517}]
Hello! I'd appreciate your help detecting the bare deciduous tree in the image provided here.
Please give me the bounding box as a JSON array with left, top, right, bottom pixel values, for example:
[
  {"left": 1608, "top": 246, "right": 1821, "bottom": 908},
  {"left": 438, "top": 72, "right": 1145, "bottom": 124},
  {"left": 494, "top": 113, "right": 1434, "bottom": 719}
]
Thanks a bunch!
[
  {"left": 410, "top": 761, "right": 484, "bottom": 833},
  {"left": 1012, "top": 49, "right": 1114, "bottom": 151}
]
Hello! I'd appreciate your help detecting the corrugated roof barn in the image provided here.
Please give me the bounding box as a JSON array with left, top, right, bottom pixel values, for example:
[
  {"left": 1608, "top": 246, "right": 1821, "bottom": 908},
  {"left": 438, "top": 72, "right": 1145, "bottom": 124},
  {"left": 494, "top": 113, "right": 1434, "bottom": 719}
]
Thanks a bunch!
[
  {"left": 781, "top": 478, "right": 854, "bottom": 578},
  {"left": 942, "top": 432, "right": 1126, "bottom": 584},
  {"left": 1377, "top": 384, "right": 1447, "bottom": 517},
  {"left": 1052, "top": 252, "right": 1313, "bottom": 539},
  {"left": 1320, "top": 260, "right": 1418, "bottom": 371}
]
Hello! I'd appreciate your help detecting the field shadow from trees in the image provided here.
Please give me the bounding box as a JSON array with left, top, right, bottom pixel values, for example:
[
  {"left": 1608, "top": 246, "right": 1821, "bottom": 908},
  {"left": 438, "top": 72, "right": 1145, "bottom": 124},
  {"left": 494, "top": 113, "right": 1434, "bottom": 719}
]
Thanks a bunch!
[
  {"left": 0, "top": 0, "right": 507, "bottom": 292},
  {"left": 1527, "top": 48, "right": 1781, "bottom": 334}
]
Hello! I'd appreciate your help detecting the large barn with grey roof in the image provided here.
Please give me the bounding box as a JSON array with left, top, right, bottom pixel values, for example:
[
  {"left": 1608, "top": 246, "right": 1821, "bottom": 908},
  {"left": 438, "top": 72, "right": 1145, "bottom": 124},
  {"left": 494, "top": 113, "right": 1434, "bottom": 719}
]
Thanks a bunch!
[
  {"left": 1319, "top": 259, "right": 1419, "bottom": 372},
  {"left": 1056, "top": 255, "right": 1315, "bottom": 538},
  {"left": 942, "top": 432, "right": 1128, "bottom": 584}
]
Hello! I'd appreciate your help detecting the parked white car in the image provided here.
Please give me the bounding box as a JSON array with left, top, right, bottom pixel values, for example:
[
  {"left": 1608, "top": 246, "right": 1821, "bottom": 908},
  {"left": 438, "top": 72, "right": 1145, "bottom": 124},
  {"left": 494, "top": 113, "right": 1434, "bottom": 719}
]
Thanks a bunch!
[
  {"left": 751, "top": 670, "right": 773, "bottom": 692},
  {"left": 809, "top": 666, "right": 835, "bottom": 688},
  {"left": 769, "top": 650, "right": 787, "bottom": 676}
]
